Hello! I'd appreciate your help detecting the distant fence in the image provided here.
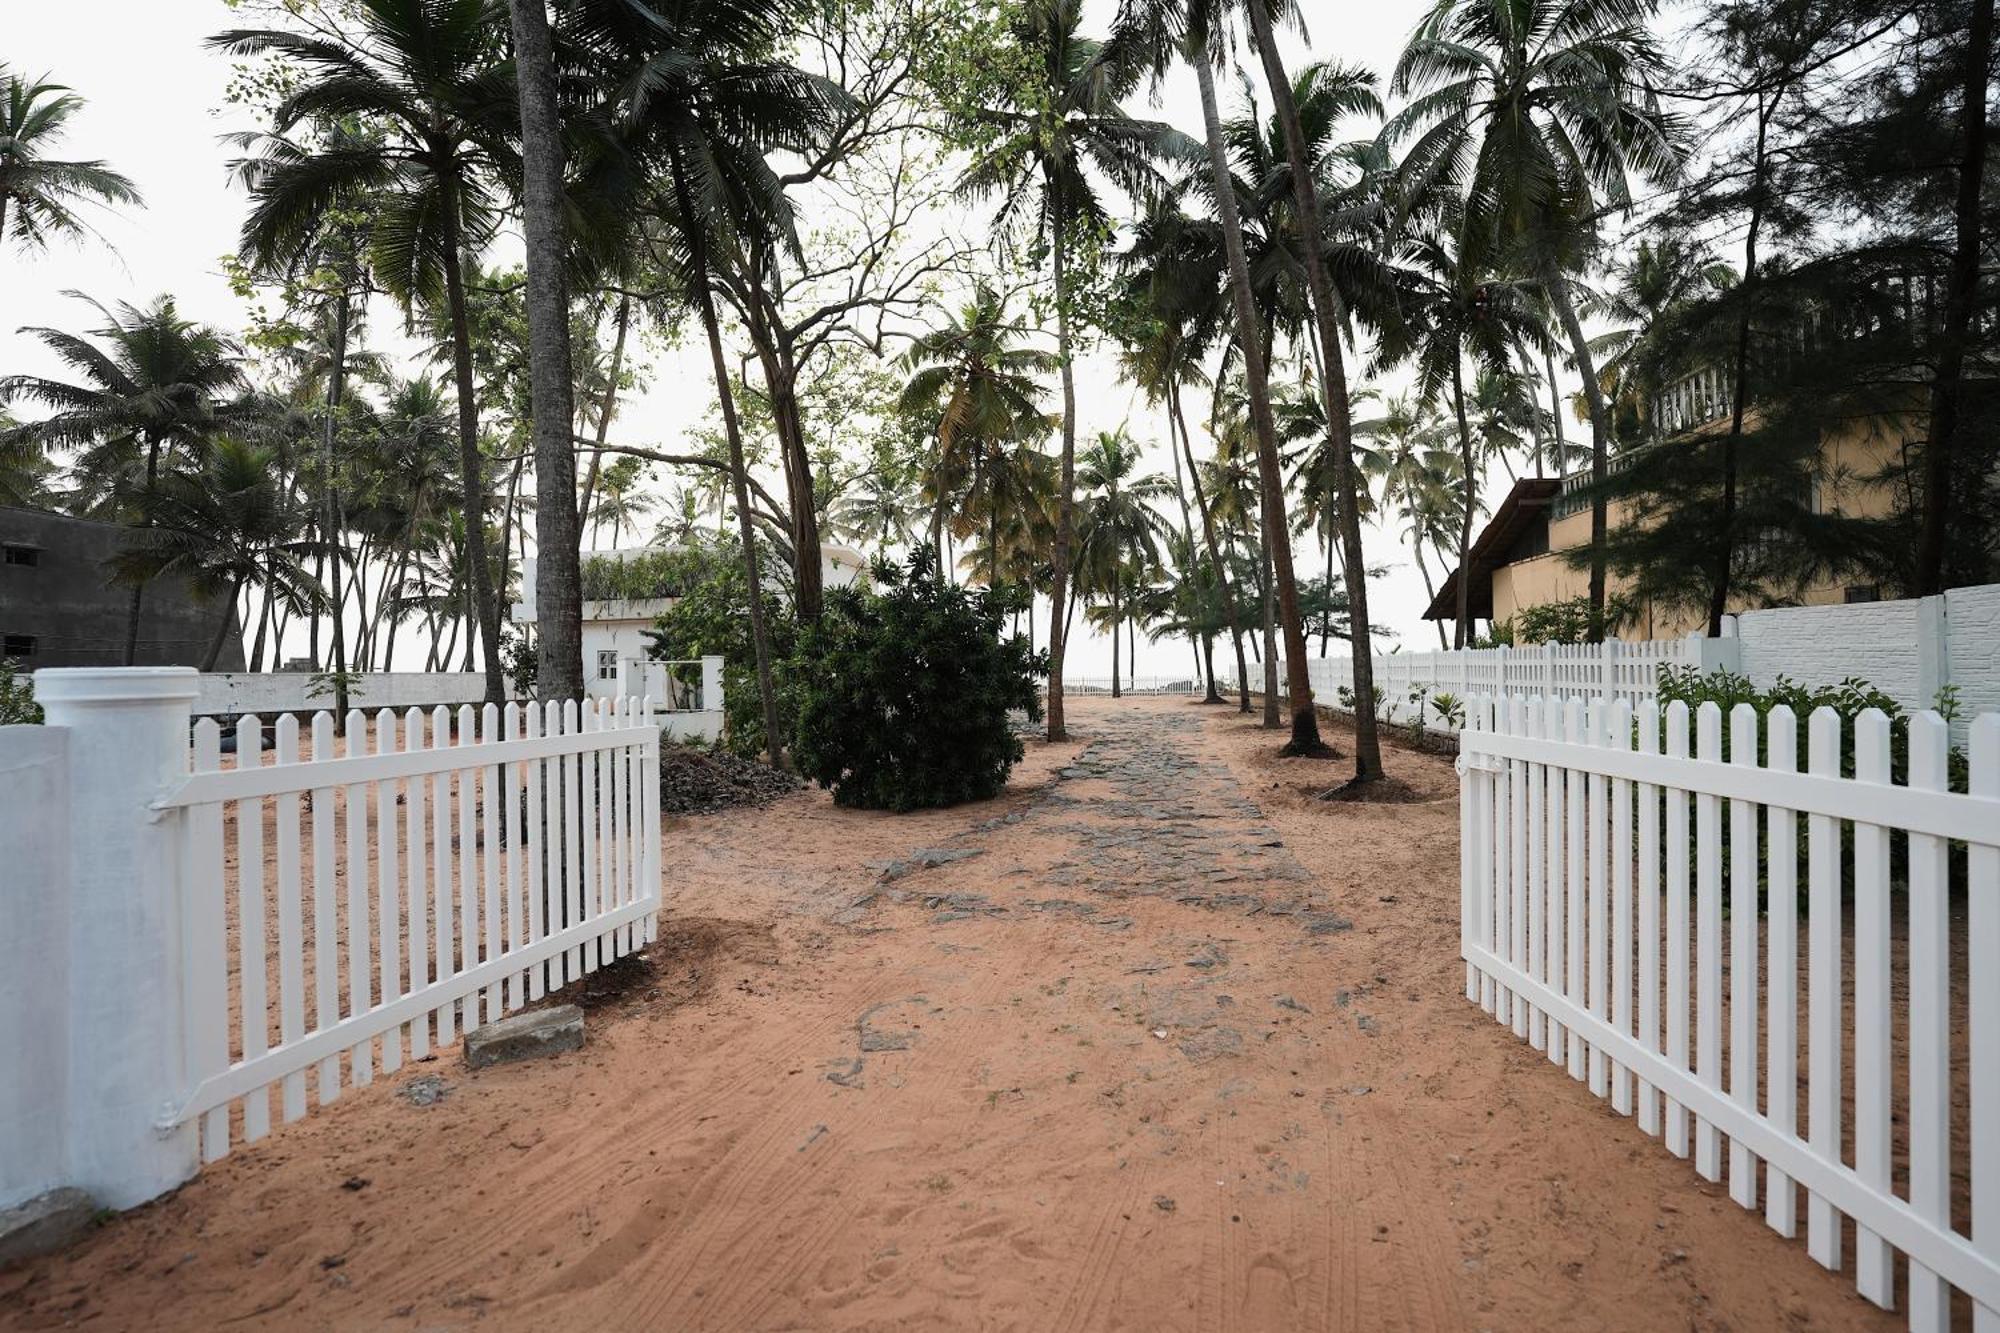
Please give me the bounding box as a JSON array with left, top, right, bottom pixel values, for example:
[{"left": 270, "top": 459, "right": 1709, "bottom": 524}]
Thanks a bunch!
[
  {"left": 1458, "top": 693, "right": 1999, "bottom": 1326},
  {"left": 194, "top": 671, "right": 495, "bottom": 717},
  {"left": 1284, "top": 583, "right": 2000, "bottom": 746},
  {"left": 1061, "top": 676, "right": 1201, "bottom": 697},
  {"left": 2, "top": 668, "right": 661, "bottom": 1212}
]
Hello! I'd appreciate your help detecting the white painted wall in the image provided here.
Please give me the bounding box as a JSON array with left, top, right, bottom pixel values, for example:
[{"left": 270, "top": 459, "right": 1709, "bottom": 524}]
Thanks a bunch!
[
  {"left": 1732, "top": 599, "right": 1938, "bottom": 713},
  {"left": 195, "top": 672, "right": 497, "bottom": 716},
  {"left": 0, "top": 724, "right": 70, "bottom": 1209}
]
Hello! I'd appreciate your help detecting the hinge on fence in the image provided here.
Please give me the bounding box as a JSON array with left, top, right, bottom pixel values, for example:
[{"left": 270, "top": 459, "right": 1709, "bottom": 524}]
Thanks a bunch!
[
  {"left": 1456, "top": 751, "right": 1505, "bottom": 776},
  {"left": 153, "top": 1095, "right": 193, "bottom": 1136}
]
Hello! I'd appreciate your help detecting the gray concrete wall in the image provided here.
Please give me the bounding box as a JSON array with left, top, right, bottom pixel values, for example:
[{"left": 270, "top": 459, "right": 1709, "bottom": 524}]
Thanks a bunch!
[{"left": 0, "top": 506, "right": 243, "bottom": 670}]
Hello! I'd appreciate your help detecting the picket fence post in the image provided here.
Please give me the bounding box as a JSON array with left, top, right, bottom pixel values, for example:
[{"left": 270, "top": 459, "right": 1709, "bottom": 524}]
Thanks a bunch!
[{"left": 31, "top": 667, "right": 202, "bottom": 1209}]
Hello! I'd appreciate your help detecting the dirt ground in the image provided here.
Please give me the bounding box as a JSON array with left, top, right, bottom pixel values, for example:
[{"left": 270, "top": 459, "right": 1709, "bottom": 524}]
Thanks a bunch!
[{"left": 0, "top": 697, "right": 1901, "bottom": 1331}]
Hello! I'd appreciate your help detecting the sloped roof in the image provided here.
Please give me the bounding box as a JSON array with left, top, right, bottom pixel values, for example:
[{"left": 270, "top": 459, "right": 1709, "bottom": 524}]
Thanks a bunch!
[{"left": 1422, "top": 478, "right": 1563, "bottom": 622}]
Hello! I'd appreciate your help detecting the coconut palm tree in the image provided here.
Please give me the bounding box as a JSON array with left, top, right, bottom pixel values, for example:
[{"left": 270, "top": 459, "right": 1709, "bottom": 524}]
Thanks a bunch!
[
  {"left": 898, "top": 284, "right": 1055, "bottom": 588},
  {"left": 1392, "top": 0, "right": 1682, "bottom": 636},
  {"left": 579, "top": 0, "right": 844, "bottom": 764},
  {"left": 112, "top": 437, "right": 320, "bottom": 671},
  {"left": 0, "top": 68, "right": 141, "bottom": 254},
  {"left": 1, "top": 294, "right": 248, "bottom": 662},
  {"left": 212, "top": 0, "right": 517, "bottom": 701},
  {"left": 1397, "top": 228, "right": 1547, "bottom": 646},
  {"left": 960, "top": 0, "right": 1184, "bottom": 740},
  {"left": 1367, "top": 394, "right": 1462, "bottom": 648},
  {"left": 1074, "top": 428, "right": 1171, "bottom": 698}
]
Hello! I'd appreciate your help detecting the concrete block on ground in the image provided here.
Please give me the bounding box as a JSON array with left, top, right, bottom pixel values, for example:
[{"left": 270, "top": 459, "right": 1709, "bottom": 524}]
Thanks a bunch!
[
  {"left": 0, "top": 1188, "right": 96, "bottom": 1268},
  {"left": 463, "top": 1005, "right": 585, "bottom": 1071}
]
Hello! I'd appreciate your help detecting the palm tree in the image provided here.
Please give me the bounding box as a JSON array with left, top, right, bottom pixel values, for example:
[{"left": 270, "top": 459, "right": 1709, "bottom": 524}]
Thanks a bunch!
[
  {"left": 1397, "top": 228, "right": 1546, "bottom": 646},
  {"left": 0, "top": 411, "right": 53, "bottom": 506},
  {"left": 830, "top": 460, "right": 918, "bottom": 553},
  {"left": 1115, "top": 191, "right": 1247, "bottom": 707},
  {"left": 212, "top": 0, "right": 517, "bottom": 701},
  {"left": 112, "top": 438, "right": 320, "bottom": 671},
  {"left": 582, "top": 0, "right": 843, "bottom": 764},
  {"left": 960, "top": 0, "right": 1183, "bottom": 741},
  {"left": 898, "top": 284, "right": 1055, "bottom": 588},
  {"left": 0, "top": 68, "right": 140, "bottom": 254},
  {"left": 1, "top": 294, "right": 247, "bottom": 662},
  {"left": 1112, "top": 0, "right": 1334, "bottom": 758},
  {"left": 1074, "top": 429, "right": 1171, "bottom": 698},
  {"left": 1367, "top": 393, "right": 1462, "bottom": 648},
  {"left": 1217, "top": 5, "right": 1391, "bottom": 777},
  {"left": 1392, "top": 0, "right": 1682, "bottom": 636}
]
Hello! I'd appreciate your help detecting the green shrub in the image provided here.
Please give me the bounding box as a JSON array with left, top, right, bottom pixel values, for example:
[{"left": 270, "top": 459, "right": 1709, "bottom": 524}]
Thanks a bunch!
[
  {"left": 786, "top": 549, "right": 1045, "bottom": 811},
  {"left": 580, "top": 547, "right": 698, "bottom": 601},
  {"left": 1493, "top": 593, "right": 1640, "bottom": 646},
  {"left": 0, "top": 657, "right": 41, "bottom": 725}
]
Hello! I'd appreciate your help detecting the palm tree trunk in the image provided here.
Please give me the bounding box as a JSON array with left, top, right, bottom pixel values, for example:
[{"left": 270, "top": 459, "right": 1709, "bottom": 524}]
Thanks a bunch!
[
  {"left": 1451, "top": 357, "right": 1476, "bottom": 650},
  {"left": 1193, "top": 51, "right": 1317, "bottom": 753},
  {"left": 1259, "top": 535, "right": 1279, "bottom": 728},
  {"left": 510, "top": 0, "right": 585, "bottom": 704},
  {"left": 1542, "top": 264, "right": 1613, "bottom": 640},
  {"left": 1414, "top": 541, "right": 1449, "bottom": 649},
  {"left": 437, "top": 159, "right": 506, "bottom": 703},
  {"left": 1320, "top": 532, "right": 1334, "bottom": 655},
  {"left": 202, "top": 575, "right": 250, "bottom": 672},
  {"left": 1241, "top": 4, "right": 1372, "bottom": 767},
  {"left": 674, "top": 158, "right": 783, "bottom": 764},
  {"left": 1169, "top": 379, "right": 1238, "bottom": 707},
  {"left": 323, "top": 291, "right": 354, "bottom": 716},
  {"left": 250, "top": 567, "right": 273, "bottom": 671},
  {"left": 1543, "top": 345, "right": 1565, "bottom": 478},
  {"left": 1045, "top": 191, "right": 1077, "bottom": 743},
  {"left": 576, "top": 293, "right": 632, "bottom": 524},
  {"left": 1916, "top": 0, "right": 1991, "bottom": 594},
  {"left": 1111, "top": 571, "right": 1121, "bottom": 700}
]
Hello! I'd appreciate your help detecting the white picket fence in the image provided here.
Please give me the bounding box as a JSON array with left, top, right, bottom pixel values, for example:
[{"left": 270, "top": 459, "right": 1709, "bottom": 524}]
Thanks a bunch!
[
  {"left": 1, "top": 669, "right": 663, "bottom": 1212},
  {"left": 1459, "top": 694, "right": 1999, "bottom": 1328},
  {"left": 159, "top": 698, "right": 661, "bottom": 1165},
  {"left": 1282, "top": 633, "right": 1730, "bottom": 734}
]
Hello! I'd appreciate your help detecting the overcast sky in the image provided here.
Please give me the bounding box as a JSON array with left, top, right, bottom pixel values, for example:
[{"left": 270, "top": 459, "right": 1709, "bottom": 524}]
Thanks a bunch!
[{"left": 3, "top": 0, "right": 1588, "bottom": 680}]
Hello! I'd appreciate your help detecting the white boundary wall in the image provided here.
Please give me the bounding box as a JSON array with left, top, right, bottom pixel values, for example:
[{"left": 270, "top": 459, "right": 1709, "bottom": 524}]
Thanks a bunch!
[
  {"left": 1459, "top": 695, "right": 2000, "bottom": 1328},
  {"left": 1284, "top": 583, "right": 2000, "bottom": 744},
  {"left": 195, "top": 672, "right": 494, "bottom": 717}
]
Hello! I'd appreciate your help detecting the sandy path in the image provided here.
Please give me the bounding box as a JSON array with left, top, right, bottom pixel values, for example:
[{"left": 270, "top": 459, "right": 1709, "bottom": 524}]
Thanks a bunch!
[{"left": 0, "top": 697, "right": 1898, "bottom": 1330}]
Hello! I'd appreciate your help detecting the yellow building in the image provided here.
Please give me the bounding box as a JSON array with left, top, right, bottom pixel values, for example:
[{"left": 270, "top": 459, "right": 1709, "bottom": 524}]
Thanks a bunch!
[{"left": 1426, "top": 381, "right": 1916, "bottom": 641}]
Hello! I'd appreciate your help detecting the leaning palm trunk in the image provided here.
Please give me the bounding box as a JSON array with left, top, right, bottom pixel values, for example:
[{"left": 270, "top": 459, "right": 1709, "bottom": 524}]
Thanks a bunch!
[
  {"left": 674, "top": 162, "right": 783, "bottom": 764},
  {"left": 510, "top": 0, "right": 584, "bottom": 702},
  {"left": 1241, "top": 3, "right": 1374, "bottom": 766},
  {"left": 437, "top": 171, "right": 506, "bottom": 703},
  {"left": 123, "top": 435, "right": 162, "bottom": 665},
  {"left": 1259, "top": 536, "right": 1279, "bottom": 728},
  {"left": 1542, "top": 265, "right": 1613, "bottom": 639},
  {"left": 576, "top": 294, "right": 632, "bottom": 524},
  {"left": 1451, "top": 358, "right": 1475, "bottom": 649},
  {"left": 1045, "top": 195, "right": 1078, "bottom": 742},
  {"left": 1192, "top": 51, "right": 1318, "bottom": 752},
  {"left": 323, "top": 290, "right": 352, "bottom": 717},
  {"left": 1169, "top": 381, "right": 1244, "bottom": 708}
]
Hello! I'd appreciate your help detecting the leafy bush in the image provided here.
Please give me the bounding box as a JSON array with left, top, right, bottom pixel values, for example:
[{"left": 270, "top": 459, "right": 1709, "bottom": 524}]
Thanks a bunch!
[
  {"left": 0, "top": 657, "right": 41, "bottom": 725},
  {"left": 643, "top": 534, "right": 796, "bottom": 759},
  {"left": 786, "top": 549, "right": 1045, "bottom": 811},
  {"left": 1487, "top": 593, "right": 1639, "bottom": 647}
]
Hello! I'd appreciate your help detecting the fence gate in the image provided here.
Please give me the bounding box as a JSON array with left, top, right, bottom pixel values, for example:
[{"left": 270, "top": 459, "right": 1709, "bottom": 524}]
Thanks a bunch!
[
  {"left": 0, "top": 670, "right": 665, "bottom": 1215},
  {"left": 1459, "top": 693, "right": 1999, "bottom": 1329}
]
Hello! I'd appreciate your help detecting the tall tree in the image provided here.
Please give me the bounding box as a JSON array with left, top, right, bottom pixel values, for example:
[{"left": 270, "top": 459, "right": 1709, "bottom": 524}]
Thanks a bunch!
[
  {"left": 1394, "top": 0, "right": 1682, "bottom": 638},
  {"left": 213, "top": 0, "right": 516, "bottom": 702},
  {"left": 0, "top": 67, "right": 140, "bottom": 254},
  {"left": 958, "top": 0, "right": 1181, "bottom": 741},
  {"left": 1074, "top": 427, "right": 1170, "bottom": 697},
  {"left": 507, "top": 0, "right": 584, "bottom": 700}
]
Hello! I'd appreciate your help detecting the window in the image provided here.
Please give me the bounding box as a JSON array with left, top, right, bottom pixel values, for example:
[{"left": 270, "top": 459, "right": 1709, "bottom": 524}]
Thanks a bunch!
[
  {"left": 1844, "top": 584, "right": 1881, "bottom": 604},
  {"left": 597, "top": 649, "right": 620, "bottom": 681},
  {"left": 2, "top": 634, "right": 35, "bottom": 658},
  {"left": 2, "top": 544, "right": 38, "bottom": 567}
]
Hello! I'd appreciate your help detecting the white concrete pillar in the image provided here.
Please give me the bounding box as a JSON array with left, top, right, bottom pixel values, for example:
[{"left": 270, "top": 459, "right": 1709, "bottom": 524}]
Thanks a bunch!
[
  {"left": 1916, "top": 594, "right": 1947, "bottom": 707},
  {"left": 33, "top": 667, "right": 200, "bottom": 1209},
  {"left": 0, "top": 723, "right": 72, "bottom": 1209}
]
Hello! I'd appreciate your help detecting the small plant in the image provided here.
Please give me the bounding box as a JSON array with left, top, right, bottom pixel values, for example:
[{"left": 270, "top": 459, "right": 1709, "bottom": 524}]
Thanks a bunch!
[
  {"left": 306, "top": 668, "right": 365, "bottom": 703},
  {"left": 1405, "top": 684, "right": 1432, "bottom": 740},
  {"left": 0, "top": 657, "right": 42, "bottom": 725},
  {"left": 1431, "top": 691, "right": 1467, "bottom": 731},
  {"left": 787, "top": 548, "right": 1045, "bottom": 811}
]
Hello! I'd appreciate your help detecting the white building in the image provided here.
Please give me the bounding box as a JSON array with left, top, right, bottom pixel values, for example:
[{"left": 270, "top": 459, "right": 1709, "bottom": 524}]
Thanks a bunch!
[{"left": 511, "top": 544, "right": 868, "bottom": 737}]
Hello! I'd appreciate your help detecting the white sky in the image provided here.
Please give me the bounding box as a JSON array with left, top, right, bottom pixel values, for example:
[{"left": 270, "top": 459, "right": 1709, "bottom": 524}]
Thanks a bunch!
[{"left": 2, "top": 0, "right": 1593, "bottom": 680}]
